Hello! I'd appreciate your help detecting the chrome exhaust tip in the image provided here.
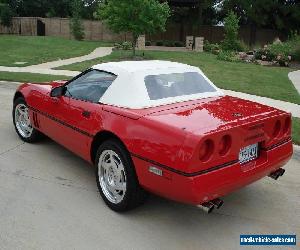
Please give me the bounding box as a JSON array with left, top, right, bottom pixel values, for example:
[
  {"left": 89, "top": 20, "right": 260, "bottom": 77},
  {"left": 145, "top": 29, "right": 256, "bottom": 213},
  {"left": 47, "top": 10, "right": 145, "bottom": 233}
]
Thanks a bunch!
[
  {"left": 269, "top": 168, "right": 285, "bottom": 180},
  {"left": 197, "top": 202, "right": 215, "bottom": 213},
  {"left": 210, "top": 198, "right": 224, "bottom": 209}
]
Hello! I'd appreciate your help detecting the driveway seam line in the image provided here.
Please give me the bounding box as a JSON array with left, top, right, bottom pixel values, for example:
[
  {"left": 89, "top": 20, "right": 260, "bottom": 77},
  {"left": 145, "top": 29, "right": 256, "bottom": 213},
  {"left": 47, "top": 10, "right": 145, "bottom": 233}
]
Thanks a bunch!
[{"left": 0, "top": 142, "right": 25, "bottom": 156}]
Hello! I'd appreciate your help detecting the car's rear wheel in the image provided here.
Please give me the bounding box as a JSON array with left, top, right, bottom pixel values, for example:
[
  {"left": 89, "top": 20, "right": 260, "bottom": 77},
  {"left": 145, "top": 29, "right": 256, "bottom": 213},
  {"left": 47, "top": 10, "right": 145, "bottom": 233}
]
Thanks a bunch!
[
  {"left": 95, "top": 139, "right": 147, "bottom": 212},
  {"left": 13, "top": 97, "right": 42, "bottom": 143}
]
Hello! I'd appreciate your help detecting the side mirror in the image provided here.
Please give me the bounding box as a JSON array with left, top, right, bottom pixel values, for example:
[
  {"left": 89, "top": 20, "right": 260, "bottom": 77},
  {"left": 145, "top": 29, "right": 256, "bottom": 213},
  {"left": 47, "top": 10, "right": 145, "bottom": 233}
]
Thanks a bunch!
[{"left": 50, "top": 86, "right": 64, "bottom": 98}]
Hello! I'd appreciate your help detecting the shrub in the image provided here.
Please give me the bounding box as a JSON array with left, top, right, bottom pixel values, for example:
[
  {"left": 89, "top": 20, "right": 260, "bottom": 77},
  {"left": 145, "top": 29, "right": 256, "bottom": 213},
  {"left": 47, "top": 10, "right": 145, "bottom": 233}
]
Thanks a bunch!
[
  {"left": 145, "top": 41, "right": 152, "bottom": 46},
  {"left": 70, "top": 17, "right": 85, "bottom": 40},
  {"left": 156, "top": 40, "right": 164, "bottom": 46},
  {"left": 164, "top": 40, "right": 175, "bottom": 47},
  {"left": 70, "top": 0, "right": 85, "bottom": 40},
  {"left": 221, "top": 11, "right": 241, "bottom": 51},
  {"left": 114, "top": 42, "right": 132, "bottom": 50},
  {"left": 290, "top": 34, "right": 300, "bottom": 61},
  {"left": 122, "top": 41, "right": 132, "bottom": 50},
  {"left": 152, "top": 40, "right": 183, "bottom": 47},
  {"left": 174, "top": 41, "right": 184, "bottom": 47},
  {"left": 293, "top": 45, "right": 300, "bottom": 61},
  {"left": 204, "top": 40, "right": 221, "bottom": 54},
  {"left": 254, "top": 47, "right": 275, "bottom": 61},
  {"left": 217, "top": 50, "right": 239, "bottom": 62},
  {"left": 269, "top": 43, "right": 292, "bottom": 58},
  {"left": 254, "top": 42, "right": 293, "bottom": 66},
  {"left": 204, "top": 40, "right": 211, "bottom": 52},
  {"left": 114, "top": 43, "right": 122, "bottom": 50}
]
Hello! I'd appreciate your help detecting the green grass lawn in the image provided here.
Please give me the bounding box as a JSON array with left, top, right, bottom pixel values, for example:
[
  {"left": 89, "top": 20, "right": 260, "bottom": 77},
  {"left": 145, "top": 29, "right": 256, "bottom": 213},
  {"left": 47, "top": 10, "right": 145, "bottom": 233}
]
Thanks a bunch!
[
  {"left": 0, "top": 35, "right": 113, "bottom": 67},
  {"left": 0, "top": 72, "right": 70, "bottom": 82},
  {"left": 292, "top": 117, "right": 300, "bottom": 145},
  {"left": 57, "top": 50, "right": 300, "bottom": 105}
]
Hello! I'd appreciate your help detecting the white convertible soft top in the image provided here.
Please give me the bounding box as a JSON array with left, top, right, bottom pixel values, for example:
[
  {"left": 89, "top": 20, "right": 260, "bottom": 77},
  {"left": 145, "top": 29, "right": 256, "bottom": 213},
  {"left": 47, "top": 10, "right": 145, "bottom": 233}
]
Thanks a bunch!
[{"left": 92, "top": 60, "right": 224, "bottom": 109}]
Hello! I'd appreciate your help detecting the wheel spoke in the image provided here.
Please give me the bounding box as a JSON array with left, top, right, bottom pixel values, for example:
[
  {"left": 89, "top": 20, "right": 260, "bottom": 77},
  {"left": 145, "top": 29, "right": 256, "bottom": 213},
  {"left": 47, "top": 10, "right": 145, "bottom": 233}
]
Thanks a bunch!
[
  {"left": 118, "top": 165, "right": 125, "bottom": 180},
  {"left": 102, "top": 161, "right": 111, "bottom": 171},
  {"left": 18, "top": 108, "right": 25, "bottom": 116},
  {"left": 108, "top": 152, "right": 115, "bottom": 164},
  {"left": 112, "top": 188, "right": 123, "bottom": 201},
  {"left": 106, "top": 182, "right": 115, "bottom": 194},
  {"left": 115, "top": 180, "right": 126, "bottom": 191}
]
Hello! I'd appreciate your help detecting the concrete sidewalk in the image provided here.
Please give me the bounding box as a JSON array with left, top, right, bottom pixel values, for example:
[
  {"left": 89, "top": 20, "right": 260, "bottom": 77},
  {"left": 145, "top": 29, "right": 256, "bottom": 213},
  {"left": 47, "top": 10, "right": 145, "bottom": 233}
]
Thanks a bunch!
[
  {"left": 0, "top": 47, "right": 112, "bottom": 77},
  {"left": 0, "top": 67, "right": 80, "bottom": 77},
  {"left": 289, "top": 70, "right": 300, "bottom": 95},
  {"left": 223, "top": 89, "right": 300, "bottom": 118}
]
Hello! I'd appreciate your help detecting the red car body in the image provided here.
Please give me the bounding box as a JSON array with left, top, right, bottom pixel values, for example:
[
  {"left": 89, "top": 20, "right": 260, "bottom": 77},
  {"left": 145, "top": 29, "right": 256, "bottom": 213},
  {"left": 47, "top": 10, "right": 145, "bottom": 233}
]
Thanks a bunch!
[{"left": 14, "top": 80, "right": 293, "bottom": 206}]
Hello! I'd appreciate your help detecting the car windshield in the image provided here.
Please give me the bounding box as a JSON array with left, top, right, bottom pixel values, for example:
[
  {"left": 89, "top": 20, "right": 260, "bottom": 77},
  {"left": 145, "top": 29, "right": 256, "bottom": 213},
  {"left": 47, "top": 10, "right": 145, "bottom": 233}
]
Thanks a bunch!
[{"left": 144, "top": 72, "right": 217, "bottom": 100}]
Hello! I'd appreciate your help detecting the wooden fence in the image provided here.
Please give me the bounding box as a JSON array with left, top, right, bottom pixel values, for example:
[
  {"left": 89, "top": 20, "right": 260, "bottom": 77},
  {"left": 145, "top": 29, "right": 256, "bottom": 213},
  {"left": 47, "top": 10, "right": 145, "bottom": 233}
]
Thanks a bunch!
[
  {"left": 148, "top": 23, "right": 282, "bottom": 46},
  {"left": 0, "top": 17, "right": 130, "bottom": 42},
  {"left": 0, "top": 17, "right": 282, "bottom": 46}
]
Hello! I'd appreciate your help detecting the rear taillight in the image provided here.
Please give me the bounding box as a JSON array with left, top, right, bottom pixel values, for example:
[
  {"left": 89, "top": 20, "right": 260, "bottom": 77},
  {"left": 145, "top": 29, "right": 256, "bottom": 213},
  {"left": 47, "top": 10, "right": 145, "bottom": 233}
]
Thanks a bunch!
[
  {"left": 199, "top": 139, "right": 214, "bottom": 162},
  {"left": 273, "top": 120, "right": 281, "bottom": 137},
  {"left": 219, "top": 135, "right": 232, "bottom": 156}
]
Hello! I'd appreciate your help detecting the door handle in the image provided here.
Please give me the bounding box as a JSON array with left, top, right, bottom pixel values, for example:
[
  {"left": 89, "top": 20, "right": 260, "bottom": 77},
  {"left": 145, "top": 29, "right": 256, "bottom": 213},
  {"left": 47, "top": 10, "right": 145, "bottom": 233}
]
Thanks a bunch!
[{"left": 82, "top": 110, "right": 91, "bottom": 118}]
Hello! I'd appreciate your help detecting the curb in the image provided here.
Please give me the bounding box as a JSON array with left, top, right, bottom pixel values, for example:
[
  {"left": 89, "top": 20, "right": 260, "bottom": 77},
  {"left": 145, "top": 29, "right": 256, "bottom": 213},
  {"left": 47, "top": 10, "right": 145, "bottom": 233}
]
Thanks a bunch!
[
  {"left": 0, "top": 80, "right": 21, "bottom": 85},
  {"left": 293, "top": 144, "right": 300, "bottom": 151}
]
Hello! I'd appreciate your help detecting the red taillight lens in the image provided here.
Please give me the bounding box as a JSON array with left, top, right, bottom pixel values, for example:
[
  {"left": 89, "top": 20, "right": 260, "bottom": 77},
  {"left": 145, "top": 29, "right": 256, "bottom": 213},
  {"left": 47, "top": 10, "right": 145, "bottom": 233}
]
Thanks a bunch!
[
  {"left": 273, "top": 120, "right": 281, "bottom": 137},
  {"left": 199, "top": 139, "right": 214, "bottom": 162},
  {"left": 283, "top": 117, "right": 291, "bottom": 135},
  {"left": 219, "top": 135, "right": 232, "bottom": 156}
]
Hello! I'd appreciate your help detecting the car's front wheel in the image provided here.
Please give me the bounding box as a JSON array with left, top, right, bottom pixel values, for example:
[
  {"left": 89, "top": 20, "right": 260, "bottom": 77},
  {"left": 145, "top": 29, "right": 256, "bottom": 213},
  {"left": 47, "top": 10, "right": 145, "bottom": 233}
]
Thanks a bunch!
[
  {"left": 95, "top": 139, "right": 147, "bottom": 212},
  {"left": 13, "top": 97, "right": 42, "bottom": 143}
]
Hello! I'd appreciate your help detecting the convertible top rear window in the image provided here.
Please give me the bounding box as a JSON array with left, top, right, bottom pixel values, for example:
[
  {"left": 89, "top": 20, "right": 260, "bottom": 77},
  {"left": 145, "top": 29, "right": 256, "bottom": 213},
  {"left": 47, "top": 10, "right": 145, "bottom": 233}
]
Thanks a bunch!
[{"left": 145, "top": 72, "right": 216, "bottom": 100}]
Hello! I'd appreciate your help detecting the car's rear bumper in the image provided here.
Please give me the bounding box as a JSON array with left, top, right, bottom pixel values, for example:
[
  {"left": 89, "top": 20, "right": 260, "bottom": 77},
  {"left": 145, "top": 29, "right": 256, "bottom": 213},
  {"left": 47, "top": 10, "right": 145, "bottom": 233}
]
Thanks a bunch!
[{"left": 133, "top": 139, "right": 293, "bottom": 205}]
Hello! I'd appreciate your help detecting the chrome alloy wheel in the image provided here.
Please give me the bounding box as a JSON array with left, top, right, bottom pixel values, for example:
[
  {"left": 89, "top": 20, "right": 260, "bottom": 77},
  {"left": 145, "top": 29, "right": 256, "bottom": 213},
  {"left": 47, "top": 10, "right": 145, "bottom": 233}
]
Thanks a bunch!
[
  {"left": 14, "top": 104, "right": 33, "bottom": 138},
  {"left": 98, "top": 150, "right": 127, "bottom": 204}
]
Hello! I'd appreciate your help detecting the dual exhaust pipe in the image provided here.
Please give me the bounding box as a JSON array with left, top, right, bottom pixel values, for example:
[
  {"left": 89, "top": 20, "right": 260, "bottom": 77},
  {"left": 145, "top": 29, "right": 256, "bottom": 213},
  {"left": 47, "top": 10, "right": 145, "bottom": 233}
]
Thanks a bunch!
[
  {"left": 197, "top": 198, "right": 224, "bottom": 213},
  {"left": 198, "top": 168, "right": 286, "bottom": 213},
  {"left": 268, "top": 168, "right": 285, "bottom": 180}
]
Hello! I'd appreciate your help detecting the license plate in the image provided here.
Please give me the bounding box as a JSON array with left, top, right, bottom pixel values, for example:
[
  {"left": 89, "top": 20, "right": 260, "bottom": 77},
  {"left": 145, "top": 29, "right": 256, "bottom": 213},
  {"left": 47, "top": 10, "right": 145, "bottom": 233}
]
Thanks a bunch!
[{"left": 239, "top": 143, "right": 259, "bottom": 164}]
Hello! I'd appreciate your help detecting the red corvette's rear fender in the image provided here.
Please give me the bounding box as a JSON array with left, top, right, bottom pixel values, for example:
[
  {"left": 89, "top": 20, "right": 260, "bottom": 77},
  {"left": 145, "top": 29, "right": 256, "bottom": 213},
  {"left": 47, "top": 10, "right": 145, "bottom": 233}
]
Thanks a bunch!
[
  {"left": 100, "top": 107, "right": 190, "bottom": 168},
  {"left": 132, "top": 139, "right": 293, "bottom": 205}
]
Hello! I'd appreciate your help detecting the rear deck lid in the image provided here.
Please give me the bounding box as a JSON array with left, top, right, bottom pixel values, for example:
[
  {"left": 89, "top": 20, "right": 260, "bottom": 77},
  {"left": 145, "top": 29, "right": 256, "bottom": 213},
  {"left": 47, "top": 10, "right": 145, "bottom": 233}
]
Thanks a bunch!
[{"left": 143, "top": 95, "right": 283, "bottom": 134}]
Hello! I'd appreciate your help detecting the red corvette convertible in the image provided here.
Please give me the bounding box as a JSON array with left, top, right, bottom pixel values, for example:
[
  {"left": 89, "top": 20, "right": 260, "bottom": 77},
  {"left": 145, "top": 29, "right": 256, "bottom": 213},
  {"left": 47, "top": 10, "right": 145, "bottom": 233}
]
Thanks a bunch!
[{"left": 13, "top": 61, "right": 293, "bottom": 212}]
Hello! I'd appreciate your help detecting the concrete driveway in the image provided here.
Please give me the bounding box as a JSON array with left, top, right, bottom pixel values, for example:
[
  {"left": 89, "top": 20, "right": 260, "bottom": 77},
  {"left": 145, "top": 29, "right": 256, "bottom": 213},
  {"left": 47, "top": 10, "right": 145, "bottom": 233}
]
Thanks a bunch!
[{"left": 0, "top": 82, "right": 299, "bottom": 250}]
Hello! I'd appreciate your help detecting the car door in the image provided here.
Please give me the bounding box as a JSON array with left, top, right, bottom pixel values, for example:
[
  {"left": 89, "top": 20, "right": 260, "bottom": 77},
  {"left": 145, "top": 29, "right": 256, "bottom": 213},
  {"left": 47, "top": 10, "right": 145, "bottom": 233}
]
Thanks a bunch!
[{"left": 44, "top": 69, "right": 116, "bottom": 161}]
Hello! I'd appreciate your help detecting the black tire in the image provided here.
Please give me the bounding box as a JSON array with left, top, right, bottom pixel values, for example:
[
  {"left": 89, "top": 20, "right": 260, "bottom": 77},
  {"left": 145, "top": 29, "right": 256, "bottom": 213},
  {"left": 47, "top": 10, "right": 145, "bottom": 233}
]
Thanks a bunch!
[
  {"left": 95, "top": 139, "right": 148, "bottom": 212},
  {"left": 13, "top": 97, "right": 43, "bottom": 143}
]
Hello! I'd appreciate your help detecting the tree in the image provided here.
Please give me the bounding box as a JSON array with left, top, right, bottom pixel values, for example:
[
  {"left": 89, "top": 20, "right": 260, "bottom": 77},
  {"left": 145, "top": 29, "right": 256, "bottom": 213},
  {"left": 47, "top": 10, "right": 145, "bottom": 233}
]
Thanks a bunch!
[
  {"left": 0, "top": 2, "right": 14, "bottom": 27},
  {"left": 221, "top": 11, "right": 241, "bottom": 51},
  {"left": 70, "top": 0, "right": 85, "bottom": 40},
  {"left": 81, "top": 0, "right": 102, "bottom": 19},
  {"left": 95, "top": 0, "right": 170, "bottom": 56},
  {"left": 218, "top": 0, "right": 300, "bottom": 36},
  {"left": 46, "top": 0, "right": 72, "bottom": 18}
]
